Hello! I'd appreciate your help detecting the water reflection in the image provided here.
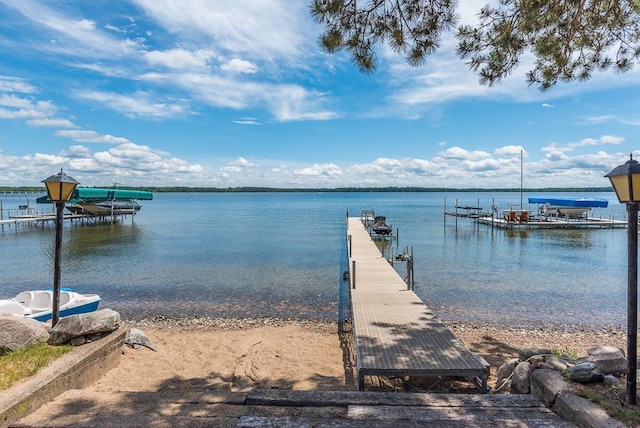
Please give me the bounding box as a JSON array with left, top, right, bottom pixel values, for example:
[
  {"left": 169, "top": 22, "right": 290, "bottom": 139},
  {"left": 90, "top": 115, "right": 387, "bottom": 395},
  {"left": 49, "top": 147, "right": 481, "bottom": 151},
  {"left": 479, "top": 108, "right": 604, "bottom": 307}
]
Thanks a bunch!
[{"left": 64, "top": 223, "right": 144, "bottom": 275}]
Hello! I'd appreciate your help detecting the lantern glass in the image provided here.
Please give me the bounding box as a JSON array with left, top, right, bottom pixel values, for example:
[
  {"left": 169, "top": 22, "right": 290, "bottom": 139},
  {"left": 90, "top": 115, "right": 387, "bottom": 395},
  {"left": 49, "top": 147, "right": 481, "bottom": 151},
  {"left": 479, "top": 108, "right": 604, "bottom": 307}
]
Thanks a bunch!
[
  {"left": 605, "top": 155, "right": 640, "bottom": 203},
  {"left": 42, "top": 170, "right": 79, "bottom": 202},
  {"left": 609, "top": 174, "right": 631, "bottom": 203}
]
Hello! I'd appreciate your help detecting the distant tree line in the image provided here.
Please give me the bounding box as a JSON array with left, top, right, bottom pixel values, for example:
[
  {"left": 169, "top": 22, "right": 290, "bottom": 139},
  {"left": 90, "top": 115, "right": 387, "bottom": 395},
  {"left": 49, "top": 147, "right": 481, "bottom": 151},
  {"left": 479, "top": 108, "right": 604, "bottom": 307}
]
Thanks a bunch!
[{"left": 0, "top": 186, "right": 614, "bottom": 193}]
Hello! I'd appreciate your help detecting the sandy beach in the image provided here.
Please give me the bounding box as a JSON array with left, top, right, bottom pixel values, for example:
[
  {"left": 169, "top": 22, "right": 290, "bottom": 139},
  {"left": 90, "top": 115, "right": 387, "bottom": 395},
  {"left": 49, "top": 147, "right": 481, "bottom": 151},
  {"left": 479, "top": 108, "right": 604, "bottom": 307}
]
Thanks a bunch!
[
  {"left": 15, "top": 316, "right": 628, "bottom": 426},
  {"left": 90, "top": 317, "right": 628, "bottom": 393}
]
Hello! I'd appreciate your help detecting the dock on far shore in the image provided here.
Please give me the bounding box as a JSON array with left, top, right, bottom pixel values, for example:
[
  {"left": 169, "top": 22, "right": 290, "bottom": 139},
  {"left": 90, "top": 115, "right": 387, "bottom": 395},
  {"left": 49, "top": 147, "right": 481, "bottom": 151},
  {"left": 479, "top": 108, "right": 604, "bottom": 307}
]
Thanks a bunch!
[
  {"left": 444, "top": 198, "right": 627, "bottom": 229},
  {"left": 346, "top": 216, "right": 489, "bottom": 392}
]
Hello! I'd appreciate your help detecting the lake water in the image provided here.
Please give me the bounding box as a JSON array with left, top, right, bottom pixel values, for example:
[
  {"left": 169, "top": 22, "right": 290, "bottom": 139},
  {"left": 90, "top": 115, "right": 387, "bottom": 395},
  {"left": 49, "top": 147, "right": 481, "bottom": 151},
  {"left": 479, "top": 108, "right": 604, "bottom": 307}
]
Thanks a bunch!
[{"left": 0, "top": 191, "right": 631, "bottom": 326}]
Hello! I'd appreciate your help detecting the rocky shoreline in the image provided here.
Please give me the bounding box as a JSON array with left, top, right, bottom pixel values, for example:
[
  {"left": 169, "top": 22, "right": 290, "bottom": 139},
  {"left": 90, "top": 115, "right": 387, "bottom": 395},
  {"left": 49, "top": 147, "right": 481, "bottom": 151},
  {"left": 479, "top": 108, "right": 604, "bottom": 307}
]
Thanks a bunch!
[{"left": 123, "top": 315, "right": 627, "bottom": 345}]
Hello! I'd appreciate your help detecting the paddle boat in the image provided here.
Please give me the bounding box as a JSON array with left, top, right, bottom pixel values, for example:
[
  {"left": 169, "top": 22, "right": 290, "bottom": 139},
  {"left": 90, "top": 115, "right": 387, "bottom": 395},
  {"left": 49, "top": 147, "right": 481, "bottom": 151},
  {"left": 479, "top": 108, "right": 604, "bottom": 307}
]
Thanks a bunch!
[{"left": 0, "top": 288, "right": 101, "bottom": 322}]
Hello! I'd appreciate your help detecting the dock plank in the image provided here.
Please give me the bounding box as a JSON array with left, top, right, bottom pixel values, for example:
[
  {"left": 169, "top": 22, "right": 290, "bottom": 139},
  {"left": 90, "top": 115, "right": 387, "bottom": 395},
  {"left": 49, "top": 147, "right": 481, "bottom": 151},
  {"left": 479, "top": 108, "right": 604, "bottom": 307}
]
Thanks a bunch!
[{"left": 347, "top": 217, "right": 489, "bottom": 391}]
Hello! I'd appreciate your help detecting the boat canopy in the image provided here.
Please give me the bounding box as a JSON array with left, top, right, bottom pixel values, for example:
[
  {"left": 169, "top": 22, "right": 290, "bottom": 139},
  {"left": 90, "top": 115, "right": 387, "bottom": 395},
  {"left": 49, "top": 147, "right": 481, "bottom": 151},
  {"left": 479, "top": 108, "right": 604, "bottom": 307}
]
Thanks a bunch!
[
  {"left": 37, "top": 188, "right": 153, "bottom": 204},
  {"left": 527, "top": 196, "right": 608, "bottom": 208}
]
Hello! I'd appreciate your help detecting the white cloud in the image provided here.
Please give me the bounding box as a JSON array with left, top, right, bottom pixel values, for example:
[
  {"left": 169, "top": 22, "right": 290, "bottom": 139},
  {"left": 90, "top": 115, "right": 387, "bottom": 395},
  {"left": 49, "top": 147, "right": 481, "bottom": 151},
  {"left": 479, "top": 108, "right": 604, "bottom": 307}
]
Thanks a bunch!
[
  {"left": 495, "top": 146, "right": 526, "bottom": 158},
  {"left": 74, "top": 90, "right": 187, "bottom": 118},
  {"left": 233, "top": 117, "right": 262, "bottom": 125},
  {"left": 133, "top": 0, "right": 313, "bottom": 63},
  {"left": 0, "top": 95, "right": 56, "bottom": 119},
  {"left": 55, "top": 129, "right": 131, "bottom": 144},
  {"left": 221, "top": 58, "right": 258, "bottom": 74},
  {"left": 26, "top": 118, "right": 77, "bottom": 128},
  {"left": 440, "top": 147, "right": 492, "bottom": 160},
  {"left": 2, "top": 0, "right": 141, "bottom": 58},
  {"left": 542, "top": 135, "right": 624, "bottom": 153},
  {"left": 0, "top": 76, "right": 37, "bottom": 93},
  {"left": 144, "top": 48, "right": 213, "bottom": 70},
  {"left": 293, "top": 163, "right": 342, "bottom": 177},
  {"left": 220, "top": 157, "right": 256, "bottom": 173}
]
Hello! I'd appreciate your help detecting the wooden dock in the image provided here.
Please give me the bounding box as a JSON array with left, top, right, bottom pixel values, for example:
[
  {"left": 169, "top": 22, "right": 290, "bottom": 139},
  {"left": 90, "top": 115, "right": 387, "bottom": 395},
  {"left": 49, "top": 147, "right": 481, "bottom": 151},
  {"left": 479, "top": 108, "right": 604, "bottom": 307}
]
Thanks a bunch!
[{"left": 346, "top": 217, "right": 489, "bottom": 392}]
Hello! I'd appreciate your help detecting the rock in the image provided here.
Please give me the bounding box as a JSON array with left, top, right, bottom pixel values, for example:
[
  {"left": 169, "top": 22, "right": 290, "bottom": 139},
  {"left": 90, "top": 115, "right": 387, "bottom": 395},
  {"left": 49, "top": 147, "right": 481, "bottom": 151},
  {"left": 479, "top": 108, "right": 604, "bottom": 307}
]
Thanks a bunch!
[
  {"left": 492, "top": 358, "right": 519, "bottom": 394},
  {"left": 519, "top": 347, "right": 552, "bottom": 361},
  {"left": 604, "top": 374, "right": 620, "bottom": 385},
  {"left": 545, "top": 354, "right": 571, "bottom": 371},
  {"left": 582, "top": 353, "right": 627, "bottom": 375},
  {"left": 48, "top": 309, "right": 121, "bottom": 346},
  {"left": 577, "top": 346, "right": 626, "bottom": 375},
  {"left": 70, "top": 336, "right": 86, "bottom": 346},
  {"left": 86, "top": 333, "right": 103, "bottom": 342},
  {"left": 0, "top": 314, "right": 50, "bottom": 354},
  {"left": 529, "top": 356, "right": 545, "bottom": 367},
  {"left": 531, "top": 369, "right": 575, "bottom": 407},
  {"left": 125, "top": 328, "right": 157, "bottom": 351},
  {"left": 587, "top": 345, "right": 624, "bottom": 357},
  {"left": 536, "top": 362, "right": 555, "bottom": 370},
  {"left": 564, "top": 362, "right": 604, "bottom": 383},
  {"left": 511, "top": 361, "right": 533, "bottom": 394},
  {"left": 496, "top": 358, "right": 519, "bottom": 382}
]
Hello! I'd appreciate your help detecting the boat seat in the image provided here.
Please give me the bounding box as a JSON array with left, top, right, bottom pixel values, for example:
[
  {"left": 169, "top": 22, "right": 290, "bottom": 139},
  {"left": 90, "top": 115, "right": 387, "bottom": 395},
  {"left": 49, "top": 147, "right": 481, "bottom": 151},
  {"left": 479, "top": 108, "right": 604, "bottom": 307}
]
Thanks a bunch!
[
  {"left": 518, "top": 212, "right": 529, "bottom": 222},
  {"left": 15, "top": 291, "right": 34, "bottom": 306},
  {"left": 59, "top": 291, "right": 72, "bottom": 307},
  {"left": 30, "top": 292, "right": 53, "bottom": 311}
]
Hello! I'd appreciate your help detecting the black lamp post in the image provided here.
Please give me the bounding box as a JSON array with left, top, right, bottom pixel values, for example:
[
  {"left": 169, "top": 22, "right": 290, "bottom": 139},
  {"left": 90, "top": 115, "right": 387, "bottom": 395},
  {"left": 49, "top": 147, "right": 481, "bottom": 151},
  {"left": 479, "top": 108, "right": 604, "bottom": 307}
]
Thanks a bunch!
[
  {"left": 605, "top": 154, "right": 640, "bottom": 405},
  {"left": 42, "top": 169, "right": 79, "bottom": 327}
]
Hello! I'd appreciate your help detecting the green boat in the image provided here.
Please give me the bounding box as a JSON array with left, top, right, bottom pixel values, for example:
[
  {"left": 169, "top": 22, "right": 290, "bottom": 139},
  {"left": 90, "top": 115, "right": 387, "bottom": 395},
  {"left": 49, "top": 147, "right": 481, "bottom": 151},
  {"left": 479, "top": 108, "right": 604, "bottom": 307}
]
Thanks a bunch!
[{"left": 37, "top": 188, "right": 153, "bottom": 215}]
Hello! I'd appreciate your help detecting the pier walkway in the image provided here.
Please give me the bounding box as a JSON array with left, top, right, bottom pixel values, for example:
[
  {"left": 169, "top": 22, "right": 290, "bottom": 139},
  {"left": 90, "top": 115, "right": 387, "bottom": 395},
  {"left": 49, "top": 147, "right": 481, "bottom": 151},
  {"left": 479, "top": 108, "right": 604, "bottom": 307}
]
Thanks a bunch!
[{"left": 346, "top": 217, "right": 489, "bottom": 392}]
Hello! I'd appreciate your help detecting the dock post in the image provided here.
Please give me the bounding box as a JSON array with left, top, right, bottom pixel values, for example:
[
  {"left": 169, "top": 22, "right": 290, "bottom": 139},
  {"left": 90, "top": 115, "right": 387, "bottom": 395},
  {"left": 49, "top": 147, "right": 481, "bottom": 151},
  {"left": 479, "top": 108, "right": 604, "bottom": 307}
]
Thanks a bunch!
[
  {"left": 410, "top": 246, "right": 415, "bottom": 290},
  {"left": 351, "top": 260, "right": 356, "bottom": 289},
  {"left": 443, "top": 198, "right": 446, "bottom": 229},
  {"left": 348, "top": 235, "right": 352, "bottom": 257}
]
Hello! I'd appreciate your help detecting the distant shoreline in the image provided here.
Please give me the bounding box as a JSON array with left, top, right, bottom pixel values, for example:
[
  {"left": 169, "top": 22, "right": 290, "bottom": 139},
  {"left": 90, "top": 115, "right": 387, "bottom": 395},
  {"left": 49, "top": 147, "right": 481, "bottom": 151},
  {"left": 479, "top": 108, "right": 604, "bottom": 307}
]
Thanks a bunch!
[{"left": 0, "top": 186, "right": 614, "bottom": 194}]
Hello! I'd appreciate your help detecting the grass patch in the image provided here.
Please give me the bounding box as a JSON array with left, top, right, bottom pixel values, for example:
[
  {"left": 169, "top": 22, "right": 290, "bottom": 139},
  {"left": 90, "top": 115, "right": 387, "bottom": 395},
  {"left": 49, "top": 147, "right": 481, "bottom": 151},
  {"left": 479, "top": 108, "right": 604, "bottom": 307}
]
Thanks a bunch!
[
  {"left": 0, "top": 343, "right": 73, "bottom": 390},
  {"left": 550, "top": 348, "right": 579, "bottom": 359}
]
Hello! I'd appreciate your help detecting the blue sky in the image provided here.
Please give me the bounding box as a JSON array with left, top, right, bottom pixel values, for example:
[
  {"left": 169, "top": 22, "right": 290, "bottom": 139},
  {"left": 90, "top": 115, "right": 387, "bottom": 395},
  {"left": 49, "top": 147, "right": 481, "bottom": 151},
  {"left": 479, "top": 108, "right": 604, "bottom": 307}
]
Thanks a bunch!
[{"left": 0, "top": 0, "right": 637, "bottom": 188}]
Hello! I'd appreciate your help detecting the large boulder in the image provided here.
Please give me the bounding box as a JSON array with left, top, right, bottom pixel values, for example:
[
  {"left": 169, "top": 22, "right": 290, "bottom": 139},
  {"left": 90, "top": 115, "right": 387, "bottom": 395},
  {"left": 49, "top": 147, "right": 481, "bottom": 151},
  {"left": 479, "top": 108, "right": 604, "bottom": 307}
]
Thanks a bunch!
[
  {"left": 0, "top": 314, "right": 50, "bottom": 355},
  {"left": 48, "top": 309, "right": 121, "bottom": 345},
  {"left": 511, "top": 361, "right": 533, "bottom": 394},
  {"left": 579, "top": 346, "right": 627, "bottom": 375}
]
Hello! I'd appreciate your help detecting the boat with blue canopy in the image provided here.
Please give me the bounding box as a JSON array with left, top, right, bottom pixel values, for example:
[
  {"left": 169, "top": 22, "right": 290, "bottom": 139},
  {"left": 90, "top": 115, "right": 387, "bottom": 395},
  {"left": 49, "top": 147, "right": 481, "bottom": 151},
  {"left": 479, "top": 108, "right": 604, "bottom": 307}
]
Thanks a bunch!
[{"left": 528, "top": 196, "right": 609, "bottom": 218}]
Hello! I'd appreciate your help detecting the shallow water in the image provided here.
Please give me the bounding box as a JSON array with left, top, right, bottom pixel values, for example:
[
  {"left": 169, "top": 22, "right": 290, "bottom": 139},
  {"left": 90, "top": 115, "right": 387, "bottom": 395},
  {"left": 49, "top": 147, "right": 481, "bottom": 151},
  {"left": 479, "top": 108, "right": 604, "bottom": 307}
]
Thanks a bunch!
[{"left": 0, "top": 191, "right": 629, "bottom": 326}]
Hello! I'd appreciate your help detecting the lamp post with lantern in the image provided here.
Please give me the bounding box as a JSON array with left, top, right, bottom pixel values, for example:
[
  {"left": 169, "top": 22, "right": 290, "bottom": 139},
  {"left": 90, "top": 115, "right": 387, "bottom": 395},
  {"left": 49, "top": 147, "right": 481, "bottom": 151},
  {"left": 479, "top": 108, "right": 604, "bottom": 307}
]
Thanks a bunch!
[
  {"left": 605, "top": 154, "right": 640, "bottom": 405},
  {"left": 42, "top": 169, "right": 79, "bottom": 327}
]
